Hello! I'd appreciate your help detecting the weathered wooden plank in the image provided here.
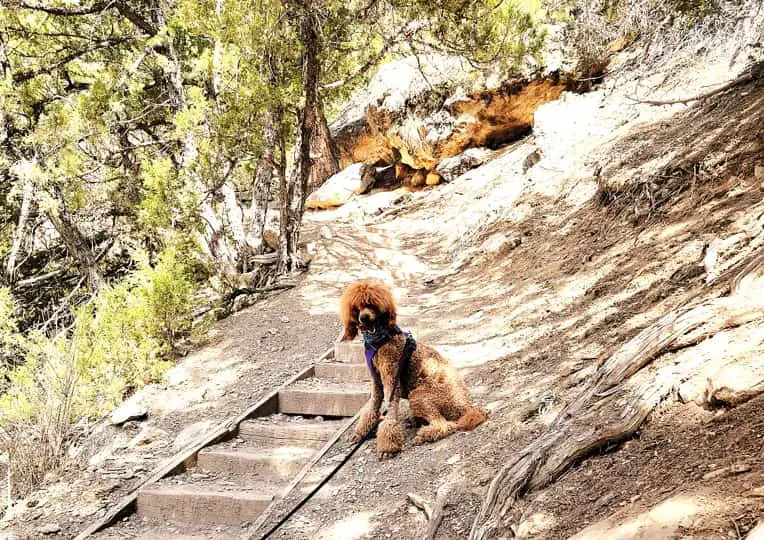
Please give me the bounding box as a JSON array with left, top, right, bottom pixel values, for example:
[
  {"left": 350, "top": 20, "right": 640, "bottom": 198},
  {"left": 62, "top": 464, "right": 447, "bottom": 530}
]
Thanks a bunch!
[
  {"left": 138, "top": 485, "right": 273, "bottom": 526},
  {"left": 238, "top": 420, "right": 343, "bottom": 447},
  {"left": 313, "top": 362, "right": 370, "bottom": 382},
  {"left": 278, "top": 387, "right": 368, "bottom": 417}
]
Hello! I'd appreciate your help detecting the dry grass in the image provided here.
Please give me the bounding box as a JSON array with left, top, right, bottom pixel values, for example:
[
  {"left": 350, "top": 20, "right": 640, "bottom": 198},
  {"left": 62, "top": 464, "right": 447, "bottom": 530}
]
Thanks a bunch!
[{"left": 555, "top": 0, "right": 762, "bottom": 85}]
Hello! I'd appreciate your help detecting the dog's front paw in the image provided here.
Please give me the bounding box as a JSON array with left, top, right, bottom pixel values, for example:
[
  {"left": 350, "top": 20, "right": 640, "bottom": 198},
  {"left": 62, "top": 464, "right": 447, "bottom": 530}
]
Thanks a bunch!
[{"left": 376, "top": 419, "right": 405, "bottom": 460}]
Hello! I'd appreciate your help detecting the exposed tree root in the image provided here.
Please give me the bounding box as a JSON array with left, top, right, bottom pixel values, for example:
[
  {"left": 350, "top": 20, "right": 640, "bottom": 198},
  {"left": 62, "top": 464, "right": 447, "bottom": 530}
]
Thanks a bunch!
[{"left": 470, "top": 250, "right": 764, "bottom": 540}]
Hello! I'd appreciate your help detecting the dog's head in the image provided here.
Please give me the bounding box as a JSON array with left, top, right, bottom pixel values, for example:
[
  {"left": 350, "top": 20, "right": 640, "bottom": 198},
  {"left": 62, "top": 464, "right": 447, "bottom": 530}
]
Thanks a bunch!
[{"left": 339, "top": 279, "right": 397, "bottom": 340}]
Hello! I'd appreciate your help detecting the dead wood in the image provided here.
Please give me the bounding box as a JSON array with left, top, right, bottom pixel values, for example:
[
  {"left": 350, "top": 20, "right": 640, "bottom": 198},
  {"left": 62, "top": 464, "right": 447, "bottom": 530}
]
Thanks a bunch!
[
  {"left": 470, "top": 250, "right": 764, "bottom": 540},
  {"left": 425, "top": 477, "right": 466, "bottom": 540},
  {"left": 407, "top": 492, "right": 433, "bottom": 519},
  {"left": 626, "top": 62, "right": 761, "bottom": 106}
]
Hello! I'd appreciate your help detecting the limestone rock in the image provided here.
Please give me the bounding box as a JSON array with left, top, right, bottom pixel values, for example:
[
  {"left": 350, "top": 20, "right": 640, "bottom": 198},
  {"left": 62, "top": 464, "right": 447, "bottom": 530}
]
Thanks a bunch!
[
  {"left": 330, "top": 54, "right": 565, "bottom": 174},
  {"left": 110, "top": 400, "right": 148, "bottom": 426},
  {"left": 436, "top": 147, "right": 495, "bottom": 182},
  {"left": 127, "top": 425, "right": 170, "bottom": 449},
  {"left": 516, "top": 512, "right": 556, "bottom": 538},
  {"left": 480, "top": 233, "right": 521, "bottom": 256},
  {"left": 305, "top": 163, "right": 375, "bottom": 210},
  {"left": 37, "top": 523, "right": 61, "bottom": 535}
]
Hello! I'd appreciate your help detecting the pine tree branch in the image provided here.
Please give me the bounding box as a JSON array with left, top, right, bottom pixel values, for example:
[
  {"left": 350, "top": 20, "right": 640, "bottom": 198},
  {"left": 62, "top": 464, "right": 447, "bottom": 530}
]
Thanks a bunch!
[
  {"left": 16, "top": 0, "right": 112, "bottom": 16},
  {"left": 12, "top": 37, "right": 130, "bottom": 83}
]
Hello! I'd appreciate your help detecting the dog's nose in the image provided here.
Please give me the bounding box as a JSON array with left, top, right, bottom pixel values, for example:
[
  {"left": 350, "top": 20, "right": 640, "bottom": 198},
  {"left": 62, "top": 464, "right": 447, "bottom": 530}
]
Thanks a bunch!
[{"left": 360, "top": 313, "right": 371, "bottom": 324}]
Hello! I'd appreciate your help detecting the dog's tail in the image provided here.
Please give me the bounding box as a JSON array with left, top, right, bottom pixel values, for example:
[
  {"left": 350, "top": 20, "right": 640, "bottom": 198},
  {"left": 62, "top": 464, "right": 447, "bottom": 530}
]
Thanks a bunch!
[{"left": 457, "top": 405, "right": 488, "bottom": 432}]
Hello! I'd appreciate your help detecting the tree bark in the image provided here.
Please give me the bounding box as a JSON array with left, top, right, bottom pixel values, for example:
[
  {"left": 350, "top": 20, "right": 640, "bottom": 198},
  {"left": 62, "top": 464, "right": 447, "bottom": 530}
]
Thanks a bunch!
[
  {"left": 45, "top": 185, "right": 103, "bottom": 293},
  {"left": 278, "top": 1, "right": 333, "bottom": 274},
  {"left": 245, "top": 106, "right": 278, "bottom": 261},
  {"left": 5, "top": 179, "right": 37, "bottom": 284}
]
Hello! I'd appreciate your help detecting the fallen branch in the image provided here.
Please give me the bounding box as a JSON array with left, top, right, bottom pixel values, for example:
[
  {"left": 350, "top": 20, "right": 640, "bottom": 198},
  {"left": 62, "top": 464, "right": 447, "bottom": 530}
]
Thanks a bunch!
[
  {"left": 426, "top": 477, "right": 465, "bottom": 540},
  {"left": 407, "top": 492, "right": 433, "bottom": 519},
  {"left": 626, "top": 62, "right": 761, "bottom": 106},
  {"left": 470, "top": 250, "right": 764, "bottom": 540},
  {"left": 223, "top": 281, "right": 297, "bottom": 303}
]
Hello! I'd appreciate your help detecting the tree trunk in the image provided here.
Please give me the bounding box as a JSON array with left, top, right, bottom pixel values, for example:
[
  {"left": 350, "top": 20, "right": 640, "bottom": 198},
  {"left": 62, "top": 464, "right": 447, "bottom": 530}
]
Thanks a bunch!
[
  {"left": 245, "top": 106, "right": 278, "bottom": 260},
  {"left": 5, "top": 179, "right": 37, "bottom": 284},
  {"left": 46, "top": 185, "right": 103, "bottom": 293},
  {"left": 278, "top": 1, "right": 329, "bottom": 274},
  {"left": 305, "top": 98, "right": 339, "bottom": 193}
]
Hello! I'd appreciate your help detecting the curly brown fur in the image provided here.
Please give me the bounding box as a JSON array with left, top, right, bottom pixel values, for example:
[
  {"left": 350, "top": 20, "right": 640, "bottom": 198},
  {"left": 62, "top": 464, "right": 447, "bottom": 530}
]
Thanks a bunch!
[
  {"left": 339, "top": 279, "right": 397, "bottom": 341},
  {"left": 339, "top": 280, "right": 488, "bottom": 459}
]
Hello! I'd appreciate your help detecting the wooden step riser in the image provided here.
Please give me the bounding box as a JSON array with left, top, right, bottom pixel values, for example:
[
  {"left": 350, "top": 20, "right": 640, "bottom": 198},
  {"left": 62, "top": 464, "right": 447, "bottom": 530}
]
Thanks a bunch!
[
  {"left": 238, "top": 421, "right": 339, "bottom": 447},
  {"left": 197, "top": 450, "right": 309, "bottom": 480},
  {"left": 137, "top": 488, "right": 271, "bottom": 526},
  {"left": 334, "top": 341, "right": 365, "bottom": 363},
  {"left": 278, "top": 390, "right": 368, "bottom": 417},
  {"left": 314, "top": 363, "right": 370, "bottom": 382}
]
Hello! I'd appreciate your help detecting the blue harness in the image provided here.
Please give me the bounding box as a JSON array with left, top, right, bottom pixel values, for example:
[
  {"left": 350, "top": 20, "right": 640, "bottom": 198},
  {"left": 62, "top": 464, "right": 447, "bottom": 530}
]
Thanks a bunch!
[{"left": 362, "top": 325, "right": 416, "bottom": 390}]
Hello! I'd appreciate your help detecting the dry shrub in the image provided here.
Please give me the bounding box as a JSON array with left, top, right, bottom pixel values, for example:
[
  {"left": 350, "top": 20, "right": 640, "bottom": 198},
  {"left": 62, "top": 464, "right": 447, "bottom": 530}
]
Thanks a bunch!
[
  {"left": 596, "top": 162, "right": 711, "bottom": 223},
  {"left": 551, "top": 0, "right": 761, "bottom": 85},
  {"left": 0, "top": 333, "right": 77, "bottom": 500}
]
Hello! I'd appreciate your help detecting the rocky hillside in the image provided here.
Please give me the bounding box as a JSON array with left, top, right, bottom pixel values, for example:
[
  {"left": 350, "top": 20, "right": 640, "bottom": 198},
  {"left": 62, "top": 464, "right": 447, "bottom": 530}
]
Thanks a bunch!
[{"left": 2, "top": 2, "right": 764, "bottom": 539}]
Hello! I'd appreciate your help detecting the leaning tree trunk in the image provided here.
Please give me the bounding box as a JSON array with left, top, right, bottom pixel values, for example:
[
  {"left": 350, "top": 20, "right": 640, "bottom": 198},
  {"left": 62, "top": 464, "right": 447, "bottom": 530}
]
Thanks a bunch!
[
  {"left": 5, "top": 178, "right": 37, "bottom": 284},
  {"left": 46, "top": 185, "right": 103, "bottom": 293},
  {"left": 305, "top": 98, "right": 339, "bottom": 193},
  {"left": 470, "top": 248, "right": 764, "bottom": 539}
]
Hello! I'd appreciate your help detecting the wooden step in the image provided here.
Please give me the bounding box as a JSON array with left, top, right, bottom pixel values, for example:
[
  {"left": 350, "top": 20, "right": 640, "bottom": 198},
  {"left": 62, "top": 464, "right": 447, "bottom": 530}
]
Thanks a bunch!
[
  {"left": 137, "top": 484, "right": 273, "bottom": 526},
  {"left": 238, "top": 418, "right": 342, "bottom": 447},
  {"left": 334, "top": 340, "right": 365, "bottom": 363},
  {"left": 197, "top": 445, "right": 315, "bottom": 479},
  {"left": 278, "top": 380, "right": 368, "bottom": 417},
  {"left": 314, "top": 362, "right": 370, "bottom": 382}
]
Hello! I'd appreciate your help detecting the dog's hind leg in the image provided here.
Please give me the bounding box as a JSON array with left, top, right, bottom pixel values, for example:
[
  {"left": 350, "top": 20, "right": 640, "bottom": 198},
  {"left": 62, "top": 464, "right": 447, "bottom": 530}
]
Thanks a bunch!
[{"left": 409, "top": 388, "right": 459, "bottom": 446}]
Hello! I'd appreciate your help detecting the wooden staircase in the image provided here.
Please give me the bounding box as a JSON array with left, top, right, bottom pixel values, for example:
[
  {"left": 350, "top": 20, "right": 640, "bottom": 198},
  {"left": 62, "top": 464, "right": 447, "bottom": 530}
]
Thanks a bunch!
[{"left": 94, "top": 341, "right": 369, "bottom": 538}]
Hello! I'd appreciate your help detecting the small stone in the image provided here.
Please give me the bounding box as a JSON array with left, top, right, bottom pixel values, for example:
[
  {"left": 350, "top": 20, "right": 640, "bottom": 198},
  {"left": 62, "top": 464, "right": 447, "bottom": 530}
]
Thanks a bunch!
[
  {"left": 110, "top": 401, "right": 148, "bottom": 426},
  {"left": 516, "top": 513, "right": 555, "bottom": 538},
  {"left": 630, "top": 494, "right": 641, "bottom": 503},
  {"left": 280, "top": 316, "right": 290, "bottom": 323},
  {"left": 480, "top": 233, "right": 518, "bottom": 256},
  {"left": 425, "top": 172, "right": 441, "bottom": 186},
  {"left": 38, "top": 523, "right": 61, "bottom": 535},
  {"left": 269, "top": 328, "right": 278, "bottom": 335}
]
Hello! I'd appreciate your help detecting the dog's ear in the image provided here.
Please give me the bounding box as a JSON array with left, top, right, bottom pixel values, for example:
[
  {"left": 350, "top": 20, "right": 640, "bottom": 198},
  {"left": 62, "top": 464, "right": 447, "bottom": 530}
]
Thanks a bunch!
[{"left": 339, "top": 284, "right": 358, "bottom": 341}]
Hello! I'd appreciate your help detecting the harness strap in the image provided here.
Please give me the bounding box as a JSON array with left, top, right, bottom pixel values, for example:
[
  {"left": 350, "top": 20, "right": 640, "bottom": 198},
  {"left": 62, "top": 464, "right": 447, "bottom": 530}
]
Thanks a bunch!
[{"left": 363, "top": 327, "right": 416, "bottom": 393}]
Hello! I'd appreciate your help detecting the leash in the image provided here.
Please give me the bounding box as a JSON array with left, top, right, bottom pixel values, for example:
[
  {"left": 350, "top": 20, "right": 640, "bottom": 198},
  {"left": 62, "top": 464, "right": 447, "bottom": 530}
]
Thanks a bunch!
[
  {"left": 258, "top": 334, "right": 416, "bottom": 539},
  {"left": 258, "top": 430, "right": 370, "bottom": 540}
]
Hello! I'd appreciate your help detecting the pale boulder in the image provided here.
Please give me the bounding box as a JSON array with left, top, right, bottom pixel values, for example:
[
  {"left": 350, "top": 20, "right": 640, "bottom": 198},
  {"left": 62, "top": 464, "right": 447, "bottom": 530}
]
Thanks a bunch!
[{"left": 305, "top": 163, "right": 374, "bottom": 209}]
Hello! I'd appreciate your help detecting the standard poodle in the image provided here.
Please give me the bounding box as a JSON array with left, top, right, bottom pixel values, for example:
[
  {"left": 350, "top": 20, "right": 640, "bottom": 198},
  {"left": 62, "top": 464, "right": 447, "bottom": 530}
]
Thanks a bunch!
[{"left": 339, "top": 279, "right": 488, "bottom": 459}]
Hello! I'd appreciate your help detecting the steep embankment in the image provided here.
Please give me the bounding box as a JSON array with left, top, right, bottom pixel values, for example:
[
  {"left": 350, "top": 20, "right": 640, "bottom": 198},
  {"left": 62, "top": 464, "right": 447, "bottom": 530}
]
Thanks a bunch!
[{"left": 2, "top": 7, "right": 763, "bottom": 540}]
